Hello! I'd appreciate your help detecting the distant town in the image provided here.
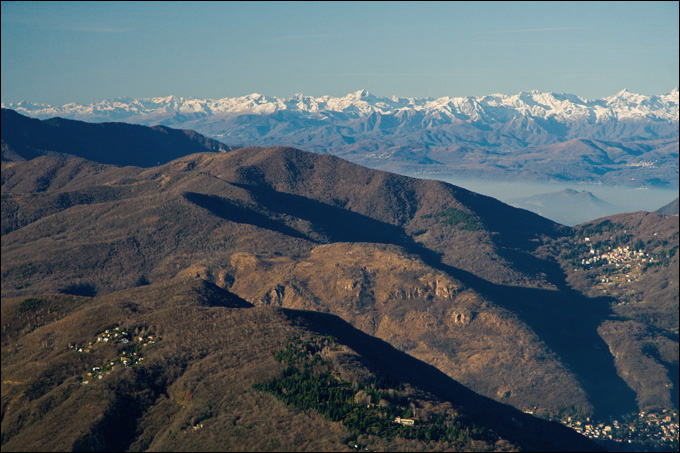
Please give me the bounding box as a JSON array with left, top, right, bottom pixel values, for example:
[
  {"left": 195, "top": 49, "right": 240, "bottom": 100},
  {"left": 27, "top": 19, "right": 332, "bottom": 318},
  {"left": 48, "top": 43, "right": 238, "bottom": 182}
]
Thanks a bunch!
[{"left": 555, "top": 410, "right": 678, "bottom": 451}]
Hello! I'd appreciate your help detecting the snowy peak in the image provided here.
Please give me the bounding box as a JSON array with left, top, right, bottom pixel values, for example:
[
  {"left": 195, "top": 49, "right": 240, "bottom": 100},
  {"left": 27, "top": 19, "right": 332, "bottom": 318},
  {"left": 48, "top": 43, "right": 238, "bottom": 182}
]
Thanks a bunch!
[{"left": 349, "top": 89, "right": 371, "bottom": 98}]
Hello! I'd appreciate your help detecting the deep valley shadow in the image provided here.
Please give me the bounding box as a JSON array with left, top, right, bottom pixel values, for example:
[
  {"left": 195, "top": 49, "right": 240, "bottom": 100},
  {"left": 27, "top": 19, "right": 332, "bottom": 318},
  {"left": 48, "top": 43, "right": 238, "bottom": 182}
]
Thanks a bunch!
[
  {"left": 228, "top": 182, "right": 412, "bottom": 245},
  {"left": 183, "top": 191, "right": 313, "bottom": 241},
  {"left": 289, "top": 308, "right": 602, "bottom": 452},
  {"left": 409, "top": 246, "right": 639, "bottom": 419}
]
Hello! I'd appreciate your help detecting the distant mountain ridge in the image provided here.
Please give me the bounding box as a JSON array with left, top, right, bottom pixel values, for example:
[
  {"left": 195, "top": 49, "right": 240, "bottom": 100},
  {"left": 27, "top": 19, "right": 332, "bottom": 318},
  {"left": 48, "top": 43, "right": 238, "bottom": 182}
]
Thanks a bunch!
[
  {"left": 4, "top": 89, "right": 678, "bottom": 186},
  {"left": 1, "top": 108, "right": 233, "bottom": 167},
  {"left": 508, "top": 189, "right": 619, "bottom": 226},
  {"left": 655, "top": 197, "right": 679, "bottom": 216},
  {"left": 5, "top": 88, "right": 678, "bottom": 125}
]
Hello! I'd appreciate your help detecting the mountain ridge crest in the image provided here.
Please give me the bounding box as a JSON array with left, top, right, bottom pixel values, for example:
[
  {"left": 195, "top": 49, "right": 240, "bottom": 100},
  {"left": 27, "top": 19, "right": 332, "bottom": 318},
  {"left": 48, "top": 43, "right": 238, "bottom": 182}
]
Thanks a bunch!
[{"left": 4, "top": 88, "right": 678, "bottom": 124}]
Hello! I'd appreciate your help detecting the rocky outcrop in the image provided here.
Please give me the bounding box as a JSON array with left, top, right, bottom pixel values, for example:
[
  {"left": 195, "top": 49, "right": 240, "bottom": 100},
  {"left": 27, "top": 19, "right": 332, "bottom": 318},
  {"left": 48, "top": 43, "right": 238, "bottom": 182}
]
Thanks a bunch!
[{"left": 225, "top": 243, "right": 589, "bottom": 417}]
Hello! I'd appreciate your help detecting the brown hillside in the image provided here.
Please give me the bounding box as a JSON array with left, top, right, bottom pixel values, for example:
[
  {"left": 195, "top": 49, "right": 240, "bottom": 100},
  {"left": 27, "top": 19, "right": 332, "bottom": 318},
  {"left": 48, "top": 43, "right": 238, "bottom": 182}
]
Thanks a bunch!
[
  {"left": 1, "top": 278, "right": 599, "bottom": 452},
  {"left": 2, "top": 146, "right": 677, "bottom": 423}
]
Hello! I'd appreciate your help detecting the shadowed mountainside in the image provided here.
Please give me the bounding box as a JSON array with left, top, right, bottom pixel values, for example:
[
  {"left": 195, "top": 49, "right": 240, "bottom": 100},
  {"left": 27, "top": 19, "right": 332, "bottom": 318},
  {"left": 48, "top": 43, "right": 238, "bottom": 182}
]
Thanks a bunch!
[{"left": 1, "top": 108, "right": 232, "bottom": 167}]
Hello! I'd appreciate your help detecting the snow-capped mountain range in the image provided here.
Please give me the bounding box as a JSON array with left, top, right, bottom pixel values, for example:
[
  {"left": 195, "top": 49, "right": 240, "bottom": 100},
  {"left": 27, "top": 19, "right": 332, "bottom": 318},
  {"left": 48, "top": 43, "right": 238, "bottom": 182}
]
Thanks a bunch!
[
  {"left": 3, "top": 89, "right": 679, "bottom": 187},
  {"left": 4, "top": 88, "right": 678, "bottom": 125}
]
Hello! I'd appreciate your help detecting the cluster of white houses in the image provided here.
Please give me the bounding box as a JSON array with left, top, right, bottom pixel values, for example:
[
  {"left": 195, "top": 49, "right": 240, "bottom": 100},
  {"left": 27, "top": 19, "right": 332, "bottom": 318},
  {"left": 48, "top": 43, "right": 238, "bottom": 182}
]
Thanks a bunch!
[
  {"left": 72, "top": 327, "right": 159, "bottom": 384},
  {"left": 581, "top": 241, "right": 652, "bottom": 268}
]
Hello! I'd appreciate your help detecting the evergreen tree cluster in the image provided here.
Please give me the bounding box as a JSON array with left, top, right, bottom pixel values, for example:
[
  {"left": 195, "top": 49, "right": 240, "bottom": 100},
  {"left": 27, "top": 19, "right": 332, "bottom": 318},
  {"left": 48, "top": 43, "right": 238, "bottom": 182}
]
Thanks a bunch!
[
  {"left": 254, "top": 337, "right": 490, "bottom": 445},
  {"left": 423, "top": 207, "right": 482, "bottom": 231}
]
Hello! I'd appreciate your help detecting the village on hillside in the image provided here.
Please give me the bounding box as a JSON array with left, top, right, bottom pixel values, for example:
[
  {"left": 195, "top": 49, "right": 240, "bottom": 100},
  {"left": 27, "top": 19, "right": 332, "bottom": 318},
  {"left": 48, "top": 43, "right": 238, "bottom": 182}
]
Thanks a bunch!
[
  {"left": 556, "top": 410, "right": 678, "bottom": 451},
  {"left": 69, "top": 326, "right": 159, "bottom": 384},
  {"left": 560, "top": 219, "right": 678, "bottom": 302}
]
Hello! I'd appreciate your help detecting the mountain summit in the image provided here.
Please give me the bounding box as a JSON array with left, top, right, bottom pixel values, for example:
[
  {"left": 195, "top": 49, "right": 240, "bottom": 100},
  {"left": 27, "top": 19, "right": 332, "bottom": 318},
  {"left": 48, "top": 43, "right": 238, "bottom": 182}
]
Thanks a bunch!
[{"left": 508, "top": 189, "right": 618, "bottom": 226}]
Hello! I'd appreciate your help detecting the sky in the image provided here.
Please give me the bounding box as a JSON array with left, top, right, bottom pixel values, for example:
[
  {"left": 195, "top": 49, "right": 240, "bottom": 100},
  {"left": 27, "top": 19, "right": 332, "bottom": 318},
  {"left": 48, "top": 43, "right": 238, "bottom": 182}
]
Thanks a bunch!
[{"left": 1, "top": 1, "right": 678, "bottom": 105}]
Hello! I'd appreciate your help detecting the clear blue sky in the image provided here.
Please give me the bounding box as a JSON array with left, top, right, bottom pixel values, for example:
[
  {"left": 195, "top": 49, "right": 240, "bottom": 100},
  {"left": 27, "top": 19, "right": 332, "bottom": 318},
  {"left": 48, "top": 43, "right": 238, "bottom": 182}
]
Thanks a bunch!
[{"left": 2, "top": 1, "right": 678, "bottom": 105}]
